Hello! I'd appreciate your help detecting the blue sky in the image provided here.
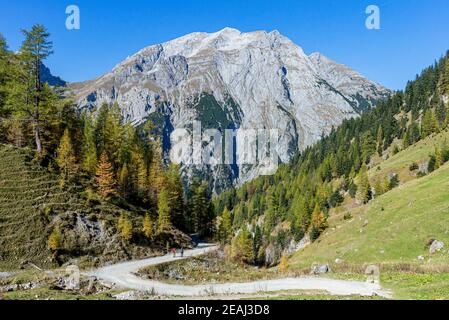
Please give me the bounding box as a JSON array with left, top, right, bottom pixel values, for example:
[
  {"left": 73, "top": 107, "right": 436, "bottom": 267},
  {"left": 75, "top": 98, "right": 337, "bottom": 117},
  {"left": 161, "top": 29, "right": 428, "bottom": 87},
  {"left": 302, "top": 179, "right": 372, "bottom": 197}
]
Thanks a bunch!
[{"left": 0, "top": 0, "right": 448, "bottom": 89}]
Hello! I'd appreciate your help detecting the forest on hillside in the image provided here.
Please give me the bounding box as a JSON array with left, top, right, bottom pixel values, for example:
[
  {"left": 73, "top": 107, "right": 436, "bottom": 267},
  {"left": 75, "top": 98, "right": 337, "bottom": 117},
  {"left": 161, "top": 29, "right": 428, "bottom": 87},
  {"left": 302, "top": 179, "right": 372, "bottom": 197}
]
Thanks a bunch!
[
  {"left": 0, "top": 25, "right": 215, "bottom": 262},
  {"left": 213, "top": 50, "right": 449, "bottom": 266}
]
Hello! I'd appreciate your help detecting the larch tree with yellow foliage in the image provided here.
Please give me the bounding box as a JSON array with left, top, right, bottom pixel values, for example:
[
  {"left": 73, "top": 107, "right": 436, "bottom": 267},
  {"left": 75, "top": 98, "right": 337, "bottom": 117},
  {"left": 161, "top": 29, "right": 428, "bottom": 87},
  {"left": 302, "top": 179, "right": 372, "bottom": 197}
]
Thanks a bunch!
[
  {"left": 132, "top": 150, "right": 149, "bottom": 197},
  {"left": 56, "top": 128, "right": 78, "bottom": 188},
  {"left": 218, "top": 207, "right": 232, "bottom": 244},
  {"left": 149, "top": 140, "right": 165, "bottom": 198},
  {"left": 231, "top": 227, "right": 253, "bottom": 264},
  {"left": 118, "top": 214, "right": 133, "bottom": 242},
  {"left": 142, "top": 214, "right": 154, "bottom": 239},
  {"left": 118, "top": 164, "right": 131, "bottom": 198},
  {"left": 279, "top": 255, "right": 289, "bottom": 274},
  {"left": 47, "top": 227, "right": 62, "bottom": 252},
  {"left": 357, "top": 164, "right": 371, "bottom": 204},
  {"left": 310, "top": 204, "right": 328, "bottom": 241},
  {"left": 95, "top": 152, "right": 117, "bottom": 199},
  {"left": 157, "top": 188, "right": 172, "bottom": 232}
]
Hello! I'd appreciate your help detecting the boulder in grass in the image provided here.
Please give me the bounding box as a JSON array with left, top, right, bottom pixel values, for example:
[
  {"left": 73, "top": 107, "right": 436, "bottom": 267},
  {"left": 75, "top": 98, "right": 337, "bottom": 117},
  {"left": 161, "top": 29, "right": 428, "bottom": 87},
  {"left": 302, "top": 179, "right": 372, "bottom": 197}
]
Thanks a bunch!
[{"left": 429, "top": 240, "right": 444, "bottom": 254}]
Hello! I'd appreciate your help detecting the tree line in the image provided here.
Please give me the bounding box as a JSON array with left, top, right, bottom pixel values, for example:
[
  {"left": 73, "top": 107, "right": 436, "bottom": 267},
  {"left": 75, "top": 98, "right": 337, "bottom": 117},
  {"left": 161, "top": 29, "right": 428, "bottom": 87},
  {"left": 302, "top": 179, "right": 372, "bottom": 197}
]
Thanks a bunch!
[
  {"left": 214, "top": 50, "right": 449, "bottom": 266},
  {"left": 0, "top": 25, "right": 215, "bottom": 244}
]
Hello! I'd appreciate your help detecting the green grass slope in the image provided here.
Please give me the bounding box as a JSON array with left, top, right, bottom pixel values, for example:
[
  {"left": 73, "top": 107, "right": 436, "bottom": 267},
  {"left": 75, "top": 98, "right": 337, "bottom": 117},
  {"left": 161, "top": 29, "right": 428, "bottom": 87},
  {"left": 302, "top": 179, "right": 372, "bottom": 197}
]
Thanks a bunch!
[
  {"left": 290, "top": 158, "right": 449, "bottom": 270},
  {"left": 0, "top": 145, "right": 70, "bottom": 269},
  {"left": 369, "top": 128, "right": 449, "bottom": 184},
  {"left": 0, "top": 144, "right": 190, "bottom": 271}
]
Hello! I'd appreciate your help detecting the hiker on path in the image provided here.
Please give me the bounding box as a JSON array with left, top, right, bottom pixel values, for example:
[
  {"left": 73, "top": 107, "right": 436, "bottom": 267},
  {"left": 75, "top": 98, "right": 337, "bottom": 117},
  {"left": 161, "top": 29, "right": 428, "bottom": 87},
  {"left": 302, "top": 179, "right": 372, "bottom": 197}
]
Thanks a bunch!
[{"left": 180, "top": 247, "right": 184, "bottom": 257}]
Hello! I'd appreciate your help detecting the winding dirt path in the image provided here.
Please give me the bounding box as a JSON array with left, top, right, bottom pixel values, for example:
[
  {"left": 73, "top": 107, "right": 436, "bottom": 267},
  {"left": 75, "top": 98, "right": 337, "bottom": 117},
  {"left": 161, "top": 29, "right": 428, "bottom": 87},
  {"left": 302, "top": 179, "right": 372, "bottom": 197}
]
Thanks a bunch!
[{"left": 87, "top": 244, "right": 391, "bottom": 298}]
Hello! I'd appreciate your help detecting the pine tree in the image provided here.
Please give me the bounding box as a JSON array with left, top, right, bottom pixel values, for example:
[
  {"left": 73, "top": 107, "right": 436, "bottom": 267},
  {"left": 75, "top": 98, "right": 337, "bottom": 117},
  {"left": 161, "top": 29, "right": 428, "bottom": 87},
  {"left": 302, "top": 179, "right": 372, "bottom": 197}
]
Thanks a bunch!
[
  {"left": 6, "top": 118, "right": 25, "bottom": 147},
  {"left": 93, "top": 103, "right": 109, "bottom": 155},
  {"left": 357, "top": 164, "right": 371, "bottom": 204},
  {"left": 382, "top": 176, "right": 391, "bottom": 193},
  {"left": 0, "top": 33, "right": 9, "bottom": 121},
  {"left": 440, "top": 58, "right": 449, "bottom": 95},
  {"left": 421, "top": 109, "right": 438, "bottom": 137},
  {"left": 446, "top": 104, "right": 449, "bottom": 126},
  {"left": 103, "top": 102, "right": 123, "bottom": 163},
  {"left": 374, "top": 179, "right": 385, "bottom": 197},
  {"left": 431, "top": 110, "right": 439, "bottom": 134},
  {"left": 189, "top": 181, "right": 213, "bottom": 235},
  {"left": 292, "top": 196, "right": 311, "bottom": 237},
  {"left": 388, "top": 174, "right": 400, "bottom": 189},
  {"left": 95, "top": 152, "right": 117, "bottom": 199},
  {"left": 441, "top": 140, "right": 449, "bottom": 163},
  {"left": 435, "top": 147, "right": 443, "bottom": 169},
  {"left": 118, "top": 164, "right": 131, "bottom": 198},
  {"left": 16, "top": 25, "right": 55, "bottom": 155},
  {"left": 376, "top": 125, "right": 384, "bottom": 156},
  {"left": 117, "top": 123, "right": 135, "bottom": 165},
  {"left": 142, "top": 214, "right": 154, "bottom": 239},
  {"left": 231, "top": 227, "right": 253, "bottom": 264},
  {"left": 157, "top": 188, "right": 172, "bottom": 232},
  {"left": 428, "top": 154, "right": 437, "bottom": 173},
  {"left": 166, "top": 163, "right": 185, "bottom": 230},
  {"left": 253, "top": 224, "right": 263, "bottom": 262},
  {"left": 361, "top": 131, "right": 376, "bottom": 164},
  {"left": 405, "top": 122, "right": 421, "bottom": 147},
  {"left": 56, "top": 129, "right": 78, "bottom": 188},
  {"left": 436, "top": 99, "right": 447, "bottom": 128}
]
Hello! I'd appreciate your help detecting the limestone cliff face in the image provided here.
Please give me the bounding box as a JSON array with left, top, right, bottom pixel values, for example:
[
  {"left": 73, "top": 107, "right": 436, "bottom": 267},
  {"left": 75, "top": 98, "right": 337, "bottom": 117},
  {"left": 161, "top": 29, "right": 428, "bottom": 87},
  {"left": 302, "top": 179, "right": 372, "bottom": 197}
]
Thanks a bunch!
[{"left": 71, "top": 28, "right": 390, "bottom": 192}]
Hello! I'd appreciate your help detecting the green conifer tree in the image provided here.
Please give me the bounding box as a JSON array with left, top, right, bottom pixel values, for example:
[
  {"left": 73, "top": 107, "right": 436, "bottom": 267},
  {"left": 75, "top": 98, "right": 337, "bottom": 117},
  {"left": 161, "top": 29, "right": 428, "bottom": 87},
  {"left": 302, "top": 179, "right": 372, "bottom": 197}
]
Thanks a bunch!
[{"left": 16, "top": 25, "right": 55, "bottom": 155}]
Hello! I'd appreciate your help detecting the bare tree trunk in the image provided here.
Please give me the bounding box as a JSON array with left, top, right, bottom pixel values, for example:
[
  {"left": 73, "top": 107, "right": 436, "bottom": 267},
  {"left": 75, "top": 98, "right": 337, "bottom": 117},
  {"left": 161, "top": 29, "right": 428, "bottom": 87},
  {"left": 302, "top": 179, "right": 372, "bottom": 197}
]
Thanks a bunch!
[
  {"left": 34, "top": 122, "right": 42, "bottom": 155},
  {"left": 34, "top": 58, "right": 42, "bottom": 155}
]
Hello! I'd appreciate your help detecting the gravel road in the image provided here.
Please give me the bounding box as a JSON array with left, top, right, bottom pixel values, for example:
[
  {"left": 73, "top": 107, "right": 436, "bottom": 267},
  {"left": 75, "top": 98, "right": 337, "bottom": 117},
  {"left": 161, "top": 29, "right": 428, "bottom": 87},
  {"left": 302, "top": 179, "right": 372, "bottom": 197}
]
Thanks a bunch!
[{"left": 87, "top": 244, "right": 391, "bottom": 298}]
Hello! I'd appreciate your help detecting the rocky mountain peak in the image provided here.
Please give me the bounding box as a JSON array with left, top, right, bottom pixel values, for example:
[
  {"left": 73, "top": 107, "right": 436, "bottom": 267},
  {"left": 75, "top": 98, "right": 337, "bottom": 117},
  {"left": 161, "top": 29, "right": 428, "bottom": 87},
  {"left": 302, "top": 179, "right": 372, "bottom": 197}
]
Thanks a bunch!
[{"left": 70, "top": 28, "right": 390, "bottom": 192}]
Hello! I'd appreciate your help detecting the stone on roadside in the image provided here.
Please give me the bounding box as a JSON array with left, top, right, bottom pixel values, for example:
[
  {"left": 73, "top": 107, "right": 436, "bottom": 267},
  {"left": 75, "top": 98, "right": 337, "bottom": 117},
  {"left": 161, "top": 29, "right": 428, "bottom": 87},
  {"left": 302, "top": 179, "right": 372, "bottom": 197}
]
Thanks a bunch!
[
  {"left": 0, "top": 272, "right": 14, "bottom": 279},
  {"left": 113, "top": 291, "right": 142, "bottom": 300},
  {"left": 311, "top": 264, "right": 331, "bottom": 274}
]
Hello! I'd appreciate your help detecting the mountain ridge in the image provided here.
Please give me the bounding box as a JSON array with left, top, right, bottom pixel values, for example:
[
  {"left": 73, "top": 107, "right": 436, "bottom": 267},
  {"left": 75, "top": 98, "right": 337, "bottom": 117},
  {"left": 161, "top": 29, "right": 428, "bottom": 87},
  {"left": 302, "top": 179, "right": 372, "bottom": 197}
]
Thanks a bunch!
[{"left": 70, "top": 28, "right": 390, "bottom": 191}]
